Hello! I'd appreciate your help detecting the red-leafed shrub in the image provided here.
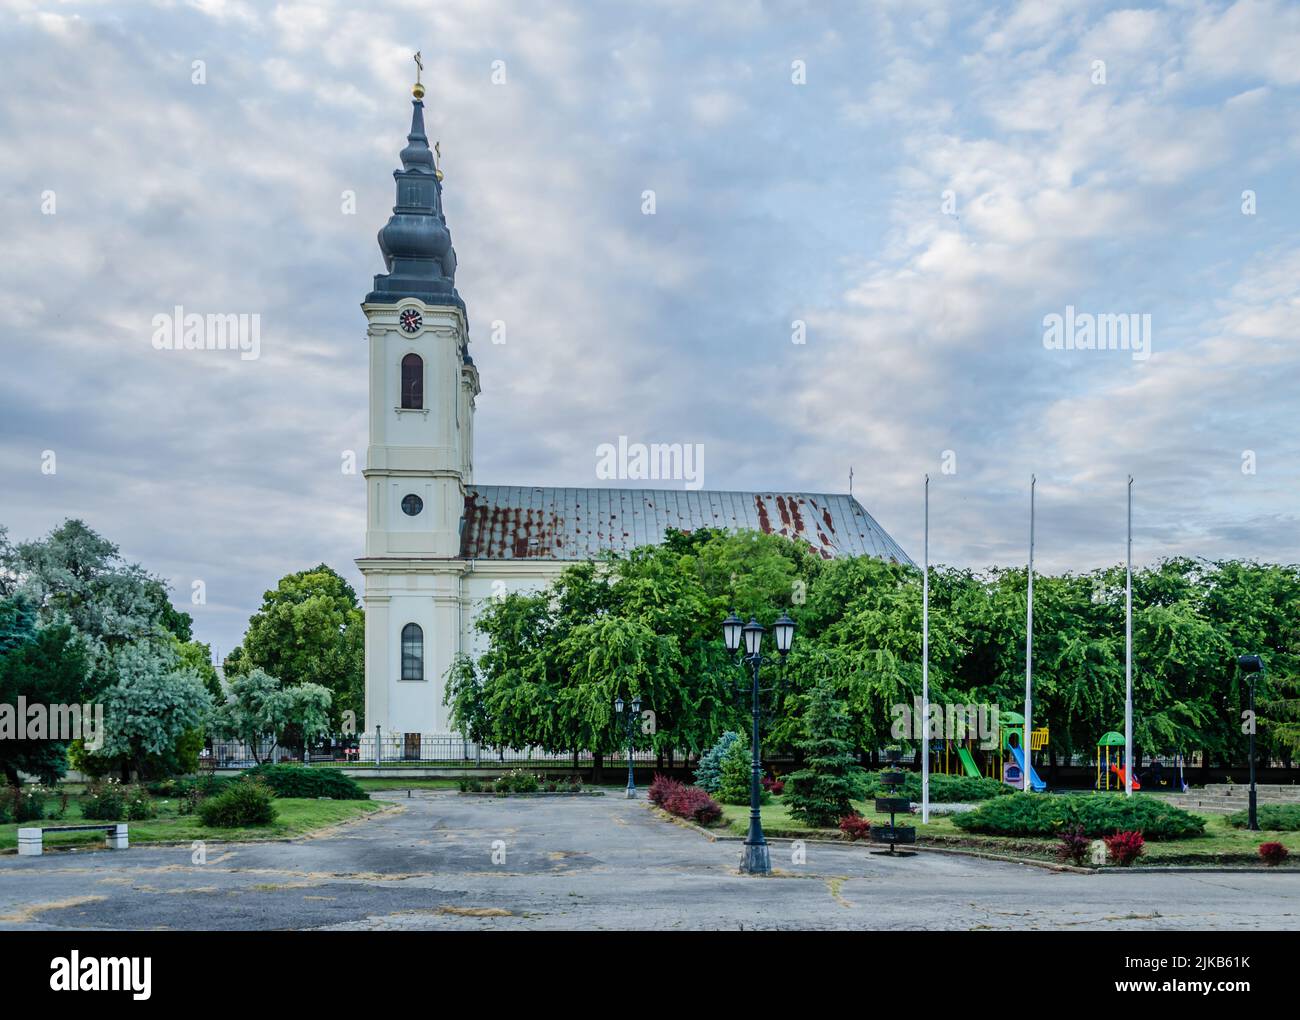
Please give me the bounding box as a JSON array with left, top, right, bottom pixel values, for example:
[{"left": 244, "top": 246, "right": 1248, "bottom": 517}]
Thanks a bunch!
[
  {"left": 839, "top": 813, "right": 871, "bottom": 841},
  {"left": 1104, "top": 829, "right": 1145, "bottom": 867},
  {"left": 664, "top": 784, "right": 724, "bottom": 827},
  {"left": 761, "top": 775, "right": 785, "bottom": 796},
  {"left": 1054, "top": 824, "right": 1092, "bottom": 866},
  {"left": 648, "top": 774, "right": 683, "bottom": 808},
  {"left": 1258, "top": 842, "right": 1290, "bottom": 866}
]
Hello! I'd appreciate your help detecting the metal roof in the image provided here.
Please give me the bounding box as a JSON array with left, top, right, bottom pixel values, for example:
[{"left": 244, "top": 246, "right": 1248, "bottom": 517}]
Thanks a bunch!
[{"left": 460, "top": 486, "right": 912, "bottom": 564}]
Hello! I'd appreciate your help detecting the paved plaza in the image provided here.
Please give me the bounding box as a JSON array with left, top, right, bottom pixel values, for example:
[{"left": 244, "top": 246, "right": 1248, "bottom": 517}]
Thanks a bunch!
[{"left": 2, "top": 792, "right": 1297, "bottom": 930}]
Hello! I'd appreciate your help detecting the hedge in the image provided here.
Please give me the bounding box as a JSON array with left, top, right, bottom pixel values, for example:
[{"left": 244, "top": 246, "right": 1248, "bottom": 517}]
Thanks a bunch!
[
  {"left": 241, "top": 764, "right": 369, "bottom": 800},
  {"left": 953, "top": 792, "right": 1206, "bottom": 840},
  {"left": 1226, "top": 804, "right": 1300, "bottom": 831}
]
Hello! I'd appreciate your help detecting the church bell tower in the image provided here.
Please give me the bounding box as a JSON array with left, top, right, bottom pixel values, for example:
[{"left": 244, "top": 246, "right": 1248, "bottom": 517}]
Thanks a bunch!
[{"left": 357, "top": 60, "right": 480, "bottom": 737}]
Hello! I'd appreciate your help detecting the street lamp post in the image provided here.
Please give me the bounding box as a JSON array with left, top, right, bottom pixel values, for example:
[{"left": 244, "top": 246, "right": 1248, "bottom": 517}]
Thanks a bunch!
[
  {"left": 722, "top": 610, "right": 795, "bottom": 876},
  {"left": 614, "top": 694, "right": 641, "bottom": 799},
  {"left": 1237, "top": 654, "right": 1265, "bottom": 831}
]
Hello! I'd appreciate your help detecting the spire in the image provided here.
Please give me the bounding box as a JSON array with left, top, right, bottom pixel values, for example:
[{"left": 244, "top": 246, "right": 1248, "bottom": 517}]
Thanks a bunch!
[{"left": 365, "top": 55, "right": 463, "bottom": 311}]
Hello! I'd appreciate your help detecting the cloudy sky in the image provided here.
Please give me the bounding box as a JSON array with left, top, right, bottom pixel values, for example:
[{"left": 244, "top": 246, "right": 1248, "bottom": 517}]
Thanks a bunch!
[{"left": 2, "top": 0, "right": 1298, "bottom": 657}]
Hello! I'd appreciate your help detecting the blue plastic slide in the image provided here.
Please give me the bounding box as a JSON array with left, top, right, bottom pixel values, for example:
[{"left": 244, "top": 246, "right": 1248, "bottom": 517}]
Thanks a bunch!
[{"left": 1008, "top": 744, "right": 1046, "bottom": 791}]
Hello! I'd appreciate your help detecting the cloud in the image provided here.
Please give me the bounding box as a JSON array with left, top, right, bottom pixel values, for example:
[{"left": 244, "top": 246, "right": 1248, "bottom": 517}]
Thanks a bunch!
[{"left": 1, "top": 0, "right": 1298, "bottom": 657}]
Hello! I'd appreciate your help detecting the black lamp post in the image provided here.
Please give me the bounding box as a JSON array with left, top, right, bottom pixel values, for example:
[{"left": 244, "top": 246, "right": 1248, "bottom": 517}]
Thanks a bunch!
[
  {"left": 722, "top": 610, "right": 795, "bottom": 875},
  {"left": 1237, "top": 654, "right": 1265, "bottom": 831},
  {"left": 614, "top": 693, "right": 641, "bottom": 799}
]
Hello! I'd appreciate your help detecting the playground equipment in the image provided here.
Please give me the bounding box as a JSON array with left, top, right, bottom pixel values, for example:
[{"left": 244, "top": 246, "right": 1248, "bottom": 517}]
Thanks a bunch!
[
  {"left": 1000, "top": 711, "right": 1048, "bottom": 791},
  {"left": 929, "top": 728, "right": 1000, "bottom": 781},
  {"left": 1096, "top": 731, "right": 1140, "bottom": 790}
]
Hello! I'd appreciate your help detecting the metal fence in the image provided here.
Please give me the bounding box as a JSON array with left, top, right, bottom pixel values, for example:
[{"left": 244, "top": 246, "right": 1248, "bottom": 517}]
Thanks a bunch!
[{"left": 204, "top": 735, "right": 694, "bottom": 769}]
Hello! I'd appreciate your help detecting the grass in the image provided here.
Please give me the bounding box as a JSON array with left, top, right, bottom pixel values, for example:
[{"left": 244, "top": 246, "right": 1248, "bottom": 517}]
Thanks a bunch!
[
  {"left": 1, "top": 793, "right": 382, "bottom": 853},
  {"left": 714, "top": 796, "right": 1300, "bottom": 867},
  {"left": 353, "top": 777, "right": 461, "bottom": 792}
]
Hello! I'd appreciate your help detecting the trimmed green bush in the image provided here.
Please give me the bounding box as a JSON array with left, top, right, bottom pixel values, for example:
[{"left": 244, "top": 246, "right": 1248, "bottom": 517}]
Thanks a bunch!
[
  {"left": 953, "top": 792, "right": 1205, "bottom": 840},
  {"left": 1226, "top": 804, "right": 1300, "bottom": 831},
  {"left": 242, "top": 764, "right": 368, "bottom": 800},
  {"left": 197, "top": 778, "right": 278, "bottom": 827}
]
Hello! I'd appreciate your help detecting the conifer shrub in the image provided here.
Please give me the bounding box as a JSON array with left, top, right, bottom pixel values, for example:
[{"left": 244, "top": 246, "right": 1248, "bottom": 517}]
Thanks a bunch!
[
  {"left": 783, "top": 681, "right": 867, "bottom": 826},
  {"left": 694, "top": 731, "right": 742, "bottom": 794},
  {"left": 953, "top": 793, "right": 1203, "bottom": 840},
  {"left": 242, "top": 764, "right": 368, "bottom": 800}
]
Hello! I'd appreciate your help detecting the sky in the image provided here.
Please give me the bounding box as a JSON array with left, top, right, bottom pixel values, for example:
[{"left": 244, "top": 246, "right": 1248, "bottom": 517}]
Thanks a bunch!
[{"left": 1, "top": 0, "right": 1298, "bottom": 658}]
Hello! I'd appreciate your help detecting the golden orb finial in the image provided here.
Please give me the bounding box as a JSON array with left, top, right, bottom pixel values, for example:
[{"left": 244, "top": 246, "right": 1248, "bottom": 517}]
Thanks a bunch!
[{"left": 413, "top": 81, "right": 425, "bottom": 100}]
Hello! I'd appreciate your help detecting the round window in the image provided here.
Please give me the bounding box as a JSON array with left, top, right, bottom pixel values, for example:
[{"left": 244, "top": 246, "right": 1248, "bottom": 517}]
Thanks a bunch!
[{"left": 401, "top": 493, "right": 424, "bottom": 516}]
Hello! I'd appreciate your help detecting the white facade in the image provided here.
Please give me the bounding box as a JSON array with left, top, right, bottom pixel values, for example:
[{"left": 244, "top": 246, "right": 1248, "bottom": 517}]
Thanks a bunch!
[{"left": 356, "top": 299, "right": 563, "bottom": 736}]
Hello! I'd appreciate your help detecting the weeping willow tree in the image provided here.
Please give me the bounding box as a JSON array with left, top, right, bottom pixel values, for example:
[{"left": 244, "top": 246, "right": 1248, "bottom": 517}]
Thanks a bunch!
[{"left": 445, "top": 529, "right": 1300, "bottom": 768}]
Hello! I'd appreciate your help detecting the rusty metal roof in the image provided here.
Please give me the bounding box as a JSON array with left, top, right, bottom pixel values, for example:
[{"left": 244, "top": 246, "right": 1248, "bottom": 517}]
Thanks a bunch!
[{"left": 460, "top": 486, "right": 912, "bottom": 564}]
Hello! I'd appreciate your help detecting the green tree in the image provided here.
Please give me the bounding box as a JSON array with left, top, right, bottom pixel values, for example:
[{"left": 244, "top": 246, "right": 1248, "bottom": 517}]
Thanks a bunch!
[
  {"left": 783, "top": 679, "right": 867, "bottom": 826},
  {"left": 212, "top": 668, "right": 333, "bottom": 763},
  {"left": 80, "top": 641, "right": 213, "bottom": 781},
  {"left": 0, "top": 596, "right": 90, "bottom": 788},
  {"left": 228, "top": 565, "right": 363, "bottom": 729}
]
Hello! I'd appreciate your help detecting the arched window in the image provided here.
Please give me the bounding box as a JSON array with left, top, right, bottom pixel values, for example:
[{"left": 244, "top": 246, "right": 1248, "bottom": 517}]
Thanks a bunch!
[
  {"left": 401, "top": 623, "right": 424, "bottom": 681},
  {"left": 401, "top": 354, "right": 423, "bottom": 409}
]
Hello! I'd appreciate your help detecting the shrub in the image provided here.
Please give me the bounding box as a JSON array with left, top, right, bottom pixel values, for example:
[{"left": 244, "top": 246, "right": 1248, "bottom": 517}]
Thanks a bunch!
[
  {"left": 839, "top": 813, "right": 871, "bottom": 841},
  {"left": 761, "top": 775, "right": 785, "bottom": 796},
  {"left": 1104, "top": 830, "right": 1145, "bottom": 866},
  {"left": 243, "top": 764, "right": 367, "bottom": 800},
  {"left": 197, "top": 779, "right": 278, "bottom": 828},
  {"left": 648, "top": 774, "right": 682, "bottom": 807},
  {"left": 493, "top": 769, "right": 539, "bottom": 794},
  {"left": 1054, "top": 824, "right": 1091, "bottom": 866},
  {"left": 1258, "top": 842, "right": 1290, "bottom": 866},
  {"left": 718, "top": 736, "right": 766, "bottom": 805},
  {"left": 953, "top": 793, "right": 1204, "bottom": 840},
  {"left": 694, "top": 731, "right": 742, "bottom": 794},
  {"left": 663, "top": 784, "right": 723, "bottom": 827},
  {"left": 81, "top": 780, "right": 128, "bottom": 821},
  {"left": 1226, "top": 804, "right": 1300, "bottom": 831},
  {"left": 457, "top": 778, "right": 483, "bottom": 793},
  {"left": 125, "top": 788, "right": 157, "bottom": 821},
  {"left": 10, "top": 784, "right": 51, "bottom": 823}
]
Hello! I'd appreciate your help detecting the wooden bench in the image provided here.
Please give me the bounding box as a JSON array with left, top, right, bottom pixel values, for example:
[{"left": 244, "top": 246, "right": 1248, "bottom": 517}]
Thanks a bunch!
[{"left": 17, "top": 823, "right": 128, "bottom": 856}]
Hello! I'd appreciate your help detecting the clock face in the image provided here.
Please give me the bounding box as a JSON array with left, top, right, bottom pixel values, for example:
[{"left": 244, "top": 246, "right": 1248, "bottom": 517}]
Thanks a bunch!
[{"left": 399, "top": 309, "right": 422, "bottom": 333}]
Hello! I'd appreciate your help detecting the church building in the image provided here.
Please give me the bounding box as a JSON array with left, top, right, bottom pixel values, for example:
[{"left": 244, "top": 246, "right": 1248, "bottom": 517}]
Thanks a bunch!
[{"left": 357, "top": 77, "right": 911, "bottom": 742}]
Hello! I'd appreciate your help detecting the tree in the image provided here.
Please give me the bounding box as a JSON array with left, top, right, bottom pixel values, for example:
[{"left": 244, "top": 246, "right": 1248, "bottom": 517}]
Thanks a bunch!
[
  {"left": 783, "top": 679, "right": 867, "bottom": 826},
  {"left": 0, "top": 596, "right": 90, "bottom": 788},
  {"left": 77, "top": 641, "right": 213, "bottom": 780},
  {"left": 228, "top": 565, "right": 363, "bottom": 729},
  {"left": 0, "top": 519, "right": 192, "bottom": 691},
  {"left": 717, "top": 732, "right": 761, "bottom": 806},
  {"left": 212, "top": 668, "right": 333, "bottom": 763},
  {"left": 694, "top": 731, "right": 741, "bottom": 793},
  {"left": 176, "top": 638, "right": 222, "bottom": 703}
]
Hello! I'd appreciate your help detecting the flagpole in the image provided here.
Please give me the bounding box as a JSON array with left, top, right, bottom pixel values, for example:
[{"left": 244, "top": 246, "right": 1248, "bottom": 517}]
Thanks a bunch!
[
  {"left": 922, "top": 474, "right": 930, "bottom": 824},
  {"left": 1125, "top": 475, "right": 1134, "bottom": 797},
  {"left": 1024, "top": 475, "right": 1035, "bottom": 793}
]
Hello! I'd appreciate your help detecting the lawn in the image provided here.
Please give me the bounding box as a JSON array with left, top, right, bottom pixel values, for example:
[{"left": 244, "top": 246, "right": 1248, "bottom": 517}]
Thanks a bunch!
[
  {"left": 1, "top": 794, "right": 382, "bottom": 853},
  {"left": 715, "top": 797, "right": 1300, "bottom": 867}
]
